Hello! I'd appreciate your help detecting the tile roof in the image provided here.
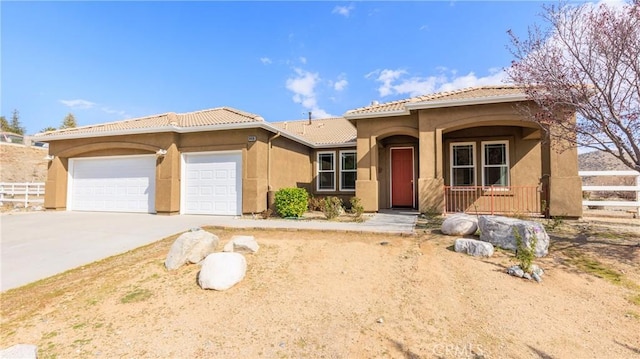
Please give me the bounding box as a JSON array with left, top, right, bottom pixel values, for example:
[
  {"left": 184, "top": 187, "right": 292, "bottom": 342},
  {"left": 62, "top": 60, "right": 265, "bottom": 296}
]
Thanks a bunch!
[
  {"left": 35, "top": 107, "right": 264, "bottom": 138},
  {"left": 345, "top": 85, "right": 527, "bottom": 117},
  {"left": 272, "top": 117, "right": 356, "bottom": 145},
  {"left": 34, "top": 86, "right": 526, "bottom": 148}
]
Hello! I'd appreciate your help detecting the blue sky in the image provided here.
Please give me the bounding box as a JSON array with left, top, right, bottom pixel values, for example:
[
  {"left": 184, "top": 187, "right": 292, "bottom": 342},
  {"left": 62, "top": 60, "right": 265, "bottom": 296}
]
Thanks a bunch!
[{"left": 1, "top": 1, "right": 554, "bottom": 134}]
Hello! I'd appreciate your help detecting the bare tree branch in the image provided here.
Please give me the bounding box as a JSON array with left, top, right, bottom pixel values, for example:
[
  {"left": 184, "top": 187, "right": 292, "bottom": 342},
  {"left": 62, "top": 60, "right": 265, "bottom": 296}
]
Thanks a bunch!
[{"left": 507, "top": 1, "right": 640, "bottom": 171}]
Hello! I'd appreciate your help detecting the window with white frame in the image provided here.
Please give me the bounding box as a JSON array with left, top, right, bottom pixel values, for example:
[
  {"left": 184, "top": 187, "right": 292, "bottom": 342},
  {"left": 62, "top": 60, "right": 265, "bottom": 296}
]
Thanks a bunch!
[
  {"left": 317, "top": 151, "right": 335, "bottom": 191},
  {"left": 482, "top": 140, "right": 509, "bottom": 187},
  {"left": 340, "top": 151, "right": 356, "bottom": 191},
  {"left": 450, "top": 142, "right": 475, "bottom": 186}
]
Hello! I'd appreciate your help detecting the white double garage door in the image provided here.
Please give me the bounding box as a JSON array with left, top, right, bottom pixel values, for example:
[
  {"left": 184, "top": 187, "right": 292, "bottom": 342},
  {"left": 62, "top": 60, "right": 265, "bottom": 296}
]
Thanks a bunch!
[{"left": 67, "top": 152, "right": 242, "bottom": 215}]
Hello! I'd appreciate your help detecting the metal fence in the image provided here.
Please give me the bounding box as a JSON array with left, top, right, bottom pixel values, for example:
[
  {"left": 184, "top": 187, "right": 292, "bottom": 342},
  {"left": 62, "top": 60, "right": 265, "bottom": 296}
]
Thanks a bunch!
[{"left": 443, "top": 185, "right": 543, "bottom": 216}]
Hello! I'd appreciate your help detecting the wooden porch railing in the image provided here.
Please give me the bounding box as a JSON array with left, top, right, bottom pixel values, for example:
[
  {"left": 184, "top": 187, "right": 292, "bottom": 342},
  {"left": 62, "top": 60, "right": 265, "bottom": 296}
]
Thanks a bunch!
[{"left": 443, "top": 185, "right": 543, "bottom": 216}]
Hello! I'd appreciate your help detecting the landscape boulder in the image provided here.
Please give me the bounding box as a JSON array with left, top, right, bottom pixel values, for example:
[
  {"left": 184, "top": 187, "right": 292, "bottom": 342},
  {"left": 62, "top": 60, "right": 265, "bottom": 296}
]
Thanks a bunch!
[
  {"left": 478, "top": 215, "right": 549, "bottom": 257},
  {"left": 454, "top": 238, "right": 494, "bottom": 257},
  {"left": 0, "top": 344, "right": 38, "bottom": 359},
  {"left": 165, "top": 228, "right": 219, "bottom": 270},
  {"left": 441, "top": 213, "right": 478, "bottom": 236},
  {"left": 198, "top": 252, "right": 247, "bottom": 291},
  {"left": 223, "top": 235, "right": 259, "bottom": 254}
]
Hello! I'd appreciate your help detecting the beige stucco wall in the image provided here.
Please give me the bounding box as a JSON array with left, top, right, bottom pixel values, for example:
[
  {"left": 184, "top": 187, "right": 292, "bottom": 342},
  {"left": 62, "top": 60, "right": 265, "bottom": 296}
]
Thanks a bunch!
[
  {"left": 269, "top": 136, "right": 312, "bottom": 192},
  {"left": 542, "top": 122, "right": 583, "bottom": 217},
  {"left": 43, "top": 128, "right": 317, "bottom": 215}
]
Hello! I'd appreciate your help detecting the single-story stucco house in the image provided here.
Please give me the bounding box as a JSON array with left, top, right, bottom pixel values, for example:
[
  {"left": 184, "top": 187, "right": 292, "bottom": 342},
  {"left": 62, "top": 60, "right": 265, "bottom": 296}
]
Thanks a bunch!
[{"left": 35, "top": 86, "right": 583, "bottom": 218}]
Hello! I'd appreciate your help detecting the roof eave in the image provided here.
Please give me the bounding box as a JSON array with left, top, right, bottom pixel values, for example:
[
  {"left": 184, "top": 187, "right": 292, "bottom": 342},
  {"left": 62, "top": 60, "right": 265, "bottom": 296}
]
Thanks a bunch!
[
  {"left": 343, "top": 109, "right": 410, "bottom": 120},
  {"left": 313, "top": 142, "right": 357, "bottom": 149},
  {"left": 33, "top": 126, "right": 178, "bottom": 141},
  {"left": 404, "top": 94, "right": 529, "bottom": 110},
  {"left": 33, "top": 121, "right": 336, "bottom": 149}
]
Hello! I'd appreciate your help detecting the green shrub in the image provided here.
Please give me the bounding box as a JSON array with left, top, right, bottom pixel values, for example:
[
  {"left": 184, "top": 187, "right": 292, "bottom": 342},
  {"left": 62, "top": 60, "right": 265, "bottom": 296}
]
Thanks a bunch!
[
  {"left": 545, "top": 215, "right": 565, "bottom": 232},
  {"left": 514, "top": 227, "right": 537, "bottom": 273},
  {"left": 274, "top": 188, "right": 309, "bottom": 218},
  {"left": 308, "top": 195, "right": 324, "bottom": 211},
  {"left": 323, "top": 196, "right": 343, "bottom": 219},
  {"left": 350, "top": 197, "right": 364, "bottom": 219}
]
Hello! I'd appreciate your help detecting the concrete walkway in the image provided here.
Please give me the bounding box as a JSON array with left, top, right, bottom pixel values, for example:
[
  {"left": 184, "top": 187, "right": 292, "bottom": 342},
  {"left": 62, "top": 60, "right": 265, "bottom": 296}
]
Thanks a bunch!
[{"left": 1, "top": 210, "right": 417, "bottom": 291}]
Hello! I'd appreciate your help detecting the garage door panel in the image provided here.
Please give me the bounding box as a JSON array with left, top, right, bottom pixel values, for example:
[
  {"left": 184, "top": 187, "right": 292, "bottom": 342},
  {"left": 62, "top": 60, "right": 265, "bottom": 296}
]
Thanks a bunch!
[
  {"left": 183, "top": 153, "right": 242, "bottom": 215},
  {"left": 70, "top": 156, "right": 156, "bottom": 213}
]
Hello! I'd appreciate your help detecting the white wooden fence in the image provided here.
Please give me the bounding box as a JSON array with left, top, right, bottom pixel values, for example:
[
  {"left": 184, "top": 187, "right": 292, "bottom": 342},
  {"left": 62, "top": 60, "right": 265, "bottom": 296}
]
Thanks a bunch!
[
  {"left": 0, "top": 182, "right": 45, "bottom": 207},
  {"left": 579, "top": 170, "right": 640, "bottom": 216}
]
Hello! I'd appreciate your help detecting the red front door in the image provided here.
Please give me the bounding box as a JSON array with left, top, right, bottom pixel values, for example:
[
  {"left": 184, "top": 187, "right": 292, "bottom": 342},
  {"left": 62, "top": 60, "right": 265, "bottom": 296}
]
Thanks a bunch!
[{"left": 391, "top": 148, "right": 414, "bottom": 207}]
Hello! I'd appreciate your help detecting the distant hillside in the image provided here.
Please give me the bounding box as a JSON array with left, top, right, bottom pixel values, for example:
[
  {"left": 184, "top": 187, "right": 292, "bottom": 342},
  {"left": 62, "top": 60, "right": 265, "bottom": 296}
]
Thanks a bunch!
[
  {"left": 578, "top": 150, "right": 631, "bottom": 171},
  {"left": 0, "top": 143, "right": 49, "bottom": 182}
]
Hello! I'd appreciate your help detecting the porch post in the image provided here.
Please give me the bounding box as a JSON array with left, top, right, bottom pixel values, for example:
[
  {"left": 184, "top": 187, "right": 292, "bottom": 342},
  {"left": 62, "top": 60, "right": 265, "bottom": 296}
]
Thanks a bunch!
[
  {"left": 355, "top": 134, "right": 379, "bottom": 211},
  {"left": 417, "top": 112, "right": 445, "bottom": 214}
]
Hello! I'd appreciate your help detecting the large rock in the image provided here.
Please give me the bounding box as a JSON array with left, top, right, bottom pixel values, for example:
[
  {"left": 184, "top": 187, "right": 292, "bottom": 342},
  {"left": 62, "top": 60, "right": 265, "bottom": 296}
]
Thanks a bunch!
[
  {"left": 223, "top": 235, "right": 259, "bottom": 254},
  {"left": 441, "top": 214, "right": 478, "bottom": 236},
  {"left": 454, "top": 238, "right": 494, "bottom": 257},
  {"left": 478, "top": 216, "right": 549, "bottom": 257},
  {"left": 198, "top": 252, "right": 247, "bottom": 291},
  {"left": 165, "top": 229, "right": 219, "bottom": 270},
  {"left": 0, "top": 344, "right": 38, "bottom": 359}
]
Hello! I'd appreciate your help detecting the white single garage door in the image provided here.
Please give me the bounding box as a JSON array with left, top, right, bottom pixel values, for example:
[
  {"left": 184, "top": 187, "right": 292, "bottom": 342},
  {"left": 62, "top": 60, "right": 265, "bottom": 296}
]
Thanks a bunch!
[
  {"left": 182, "top": 152, "right": 242, "bottom": 215},
  {"left": 68, "top": 156, "right": 156, "bottom": 213}
]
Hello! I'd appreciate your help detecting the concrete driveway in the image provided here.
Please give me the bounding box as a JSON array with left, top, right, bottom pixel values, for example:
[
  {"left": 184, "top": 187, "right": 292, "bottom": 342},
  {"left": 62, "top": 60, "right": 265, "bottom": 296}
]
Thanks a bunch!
[
  {"left": 1, "top": 210, "right": 416, "bottom": 292},
  {"left": 0, "top": 211, "right": 216, "bottom": 292}
]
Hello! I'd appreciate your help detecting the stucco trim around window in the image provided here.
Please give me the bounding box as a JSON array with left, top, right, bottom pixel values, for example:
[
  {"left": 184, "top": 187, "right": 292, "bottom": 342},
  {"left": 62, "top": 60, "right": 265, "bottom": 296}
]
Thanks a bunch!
[
  {"left": 339, "top": 150, "right": 356, "bottom": 192},
  {"left": 481, "top": 140, "right": 510, "bottom": 188},
  {"left": 316, "top": 151, "right": 336, "bottom": 191},
  {"left": 450, "top": 142, "right": 476, "bottom": 187}
]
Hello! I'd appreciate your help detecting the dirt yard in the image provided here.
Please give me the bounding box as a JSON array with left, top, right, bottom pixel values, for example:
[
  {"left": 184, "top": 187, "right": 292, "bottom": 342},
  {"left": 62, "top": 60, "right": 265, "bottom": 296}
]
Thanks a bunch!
[
  {"left": 0, "top": 144, "right": 48, "bottom": 183},
  {"left": 1, "top": 219, "right": 639, "bottom": 358}
]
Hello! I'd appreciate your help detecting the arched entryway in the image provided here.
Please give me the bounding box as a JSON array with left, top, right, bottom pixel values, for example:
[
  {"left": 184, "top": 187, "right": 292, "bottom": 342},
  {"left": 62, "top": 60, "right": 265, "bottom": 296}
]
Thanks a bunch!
[{"left": 378, "top": 135, "right": 419, "bottom": 209}]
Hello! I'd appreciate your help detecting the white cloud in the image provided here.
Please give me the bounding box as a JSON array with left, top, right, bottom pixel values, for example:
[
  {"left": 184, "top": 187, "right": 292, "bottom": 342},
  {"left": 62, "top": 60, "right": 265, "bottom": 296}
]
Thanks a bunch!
[
  {"left": 299, "top": 57, "right": 307, "bottom": 64},
  {"left": 285, "top": 68, "right": 333, "bottom": 118},
  {"left": 59, "top": 99, "right": 96, "bottom": 109},
  {"left": 309, "top": 108, "right": 332, "bottom": 118},
  {"left": 368, "top": 67, "right": 508, "bottom": 98},
  {"left": 334, "top": 79, "right": 348, "bottom": 91},
  {"left": 333, "top": 73, "right": 348, "bottom": 91},
  {"left": 59, "top": 98, "right": 130, "bottom": 118},
  {"left": 332, "top": 4, "right": 355, "bottom": 17},
  {"left": 369, "top": 69, "right": 408, "bottom": 96},
  {"left": 260, "top": 57, "right": 272, "bottom": 65}
]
